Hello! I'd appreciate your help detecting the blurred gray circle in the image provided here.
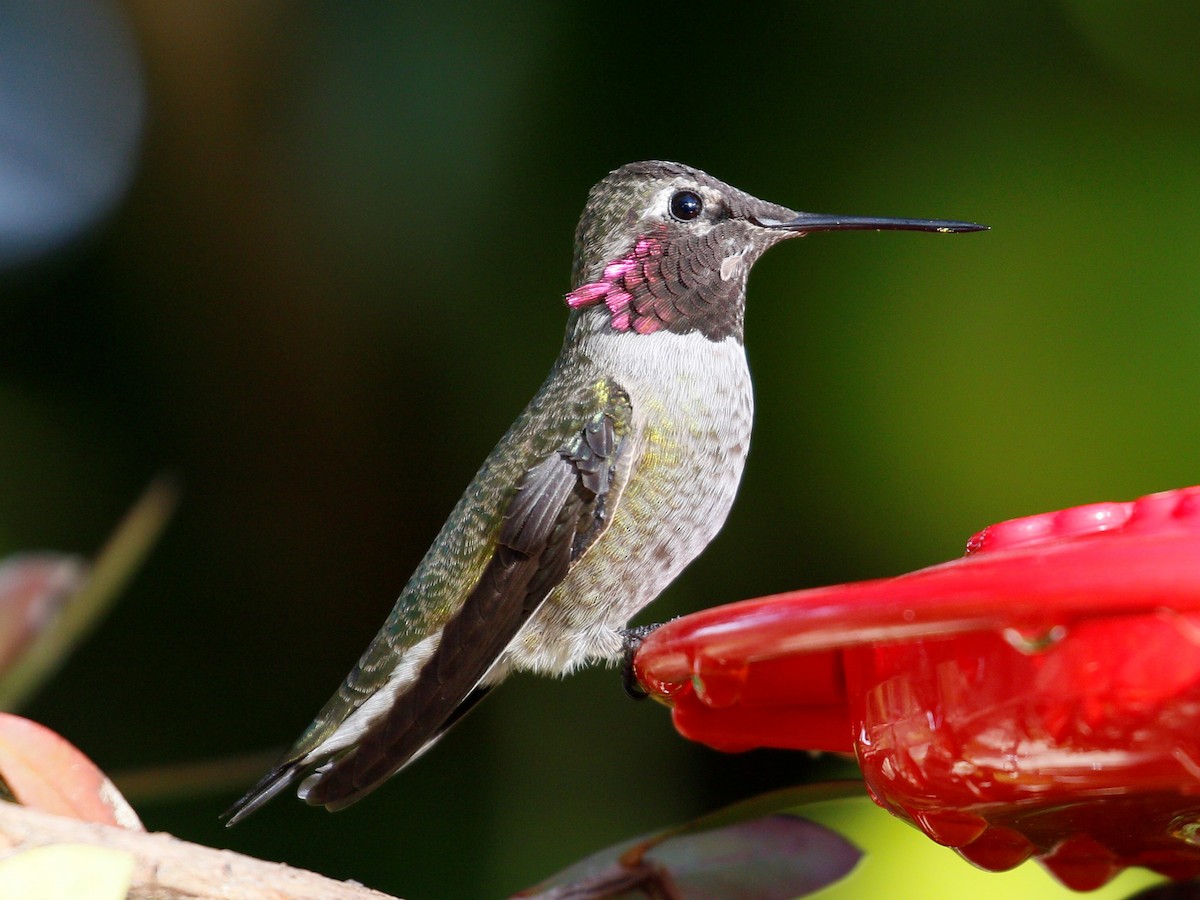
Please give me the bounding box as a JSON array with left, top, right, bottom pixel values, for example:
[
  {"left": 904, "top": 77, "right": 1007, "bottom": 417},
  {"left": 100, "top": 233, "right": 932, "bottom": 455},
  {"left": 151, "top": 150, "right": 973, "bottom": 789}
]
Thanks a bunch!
[{"left": 0, "top": 0, "right": 144, "bottom": 269}]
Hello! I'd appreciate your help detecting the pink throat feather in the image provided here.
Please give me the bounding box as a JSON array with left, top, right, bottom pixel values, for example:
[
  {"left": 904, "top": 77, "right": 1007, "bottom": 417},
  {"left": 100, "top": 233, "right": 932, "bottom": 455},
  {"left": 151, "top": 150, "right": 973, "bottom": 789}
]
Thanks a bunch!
[{"left": 565, "top": 233, "right": 666, "bottom": 334}]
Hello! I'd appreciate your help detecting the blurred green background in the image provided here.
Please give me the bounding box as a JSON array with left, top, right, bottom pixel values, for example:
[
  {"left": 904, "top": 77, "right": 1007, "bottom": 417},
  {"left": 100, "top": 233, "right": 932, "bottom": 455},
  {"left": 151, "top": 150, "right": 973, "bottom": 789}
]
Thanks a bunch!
[{"left": 2, "top": 1, "right": 1198, "bottom": 897}]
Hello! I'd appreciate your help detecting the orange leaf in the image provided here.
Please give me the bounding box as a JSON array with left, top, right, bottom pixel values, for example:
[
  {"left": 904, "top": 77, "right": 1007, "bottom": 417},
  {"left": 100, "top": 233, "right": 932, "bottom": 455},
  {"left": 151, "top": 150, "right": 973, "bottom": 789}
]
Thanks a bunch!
[
  {"left": 0, "top": 556, "right": 85, "bottom": 676},
  {"left": 0, "top": 714, "right": 142, "bottom": 830}
]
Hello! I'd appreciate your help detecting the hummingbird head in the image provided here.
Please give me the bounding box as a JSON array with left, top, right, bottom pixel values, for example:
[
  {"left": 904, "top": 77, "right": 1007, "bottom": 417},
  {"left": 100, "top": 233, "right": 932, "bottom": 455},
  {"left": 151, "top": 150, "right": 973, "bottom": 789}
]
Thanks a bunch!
[{"left": 566, "top": 160, "right": 985, "bottom": 341}]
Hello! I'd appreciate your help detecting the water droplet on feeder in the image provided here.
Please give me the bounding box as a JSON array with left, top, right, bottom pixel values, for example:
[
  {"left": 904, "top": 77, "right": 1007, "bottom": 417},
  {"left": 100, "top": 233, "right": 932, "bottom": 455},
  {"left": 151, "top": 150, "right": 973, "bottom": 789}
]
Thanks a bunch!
[{"left": 1002, "top": 624, "right": 1068, "bottom": 655}]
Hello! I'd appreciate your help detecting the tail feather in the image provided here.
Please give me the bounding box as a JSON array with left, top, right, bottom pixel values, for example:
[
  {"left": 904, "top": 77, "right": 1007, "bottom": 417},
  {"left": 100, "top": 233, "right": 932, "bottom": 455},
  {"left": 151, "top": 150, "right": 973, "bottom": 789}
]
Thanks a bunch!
[
  {"left": 221, "top": 682, "right": 495, "bottom": 823},
  {"left": 302, "top": 684, "right": 493, "bottom": 812},
  {"left": 299, "top": 539, "right": 545, "bottom": 809},
  {"left": 220, "top": 759, "right": 306, "bottom": 827}
]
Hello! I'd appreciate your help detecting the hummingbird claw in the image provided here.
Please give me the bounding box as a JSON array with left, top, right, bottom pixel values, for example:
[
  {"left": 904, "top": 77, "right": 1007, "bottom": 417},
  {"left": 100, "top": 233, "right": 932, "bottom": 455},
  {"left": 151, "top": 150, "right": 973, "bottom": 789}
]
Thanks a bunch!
[{"left": 621, "top": 624, "right": 661, "bottom": 699}]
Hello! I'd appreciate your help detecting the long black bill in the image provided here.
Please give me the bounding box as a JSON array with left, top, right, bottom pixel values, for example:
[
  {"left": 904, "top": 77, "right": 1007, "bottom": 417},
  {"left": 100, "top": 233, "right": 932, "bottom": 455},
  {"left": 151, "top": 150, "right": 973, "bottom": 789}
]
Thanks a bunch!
[{"left": 754, "top": 212, "right": 988, "bottom": 234}]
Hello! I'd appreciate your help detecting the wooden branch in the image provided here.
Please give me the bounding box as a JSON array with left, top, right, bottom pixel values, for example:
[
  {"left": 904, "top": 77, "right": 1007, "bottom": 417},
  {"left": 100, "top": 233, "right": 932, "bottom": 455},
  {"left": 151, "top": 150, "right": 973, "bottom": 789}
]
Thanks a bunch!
[{"left": 0, "top": 801, "right": 400, "bottom": 900}]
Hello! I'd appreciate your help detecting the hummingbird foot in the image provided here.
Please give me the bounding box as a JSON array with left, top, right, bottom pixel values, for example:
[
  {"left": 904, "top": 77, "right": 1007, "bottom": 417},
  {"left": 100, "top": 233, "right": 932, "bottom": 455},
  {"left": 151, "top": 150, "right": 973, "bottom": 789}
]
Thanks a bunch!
[{"left": 620, "top": 624, "right": 661, "bottom": 700}]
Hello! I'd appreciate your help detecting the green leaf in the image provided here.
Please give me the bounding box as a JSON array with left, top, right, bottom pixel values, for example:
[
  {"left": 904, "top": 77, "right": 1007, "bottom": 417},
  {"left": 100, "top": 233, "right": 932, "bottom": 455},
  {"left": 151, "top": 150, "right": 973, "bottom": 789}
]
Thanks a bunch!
[{"left": 0, "top": 477, "right": 177, "bottom": 710}]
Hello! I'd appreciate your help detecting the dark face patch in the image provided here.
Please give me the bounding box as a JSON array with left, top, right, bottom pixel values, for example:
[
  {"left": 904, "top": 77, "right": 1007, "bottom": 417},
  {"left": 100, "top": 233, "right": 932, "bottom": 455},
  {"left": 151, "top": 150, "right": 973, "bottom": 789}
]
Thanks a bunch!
[
  {"left": 567, "top": 224, "right": 761, "bottom": 341},
  {"left": 567, "top": 161, "right": 799, "bottom": 343}
]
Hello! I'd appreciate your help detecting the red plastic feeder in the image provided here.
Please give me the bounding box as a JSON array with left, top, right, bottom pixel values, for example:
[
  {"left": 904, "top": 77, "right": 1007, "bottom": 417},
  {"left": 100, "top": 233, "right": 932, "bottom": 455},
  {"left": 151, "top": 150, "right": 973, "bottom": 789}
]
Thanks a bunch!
[{"left": 634, "top": 486, "right": 1200, "bottom": 890}]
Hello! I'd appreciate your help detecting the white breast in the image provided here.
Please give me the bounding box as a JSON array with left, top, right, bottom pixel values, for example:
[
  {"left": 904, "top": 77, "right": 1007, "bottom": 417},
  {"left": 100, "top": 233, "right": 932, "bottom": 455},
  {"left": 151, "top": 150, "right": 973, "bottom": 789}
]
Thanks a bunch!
[{"left": 504, "top": 330, "right": 754, "bottom": 675}]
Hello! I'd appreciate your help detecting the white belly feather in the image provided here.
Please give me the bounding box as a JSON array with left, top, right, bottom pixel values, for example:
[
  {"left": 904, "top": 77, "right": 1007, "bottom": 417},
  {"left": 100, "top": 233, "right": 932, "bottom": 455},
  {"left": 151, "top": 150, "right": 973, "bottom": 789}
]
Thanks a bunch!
[{"left": 504, "top": 330, "right": 753, "bottom": 675}]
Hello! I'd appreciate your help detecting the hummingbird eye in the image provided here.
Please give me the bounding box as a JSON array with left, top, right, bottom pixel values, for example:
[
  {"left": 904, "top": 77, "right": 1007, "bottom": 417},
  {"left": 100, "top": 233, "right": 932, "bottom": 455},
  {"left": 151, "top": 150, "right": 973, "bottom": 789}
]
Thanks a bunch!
[{"left": 669, "top": 190, "right": 703, "bottom": 222}]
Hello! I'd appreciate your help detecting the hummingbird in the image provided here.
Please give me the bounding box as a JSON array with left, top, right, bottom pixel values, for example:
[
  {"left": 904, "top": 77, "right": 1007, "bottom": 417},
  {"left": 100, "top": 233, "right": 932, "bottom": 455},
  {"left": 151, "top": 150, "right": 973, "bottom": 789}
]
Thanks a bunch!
[{"left": 223, "top": 161, "right": 984, "bottom": 824}]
